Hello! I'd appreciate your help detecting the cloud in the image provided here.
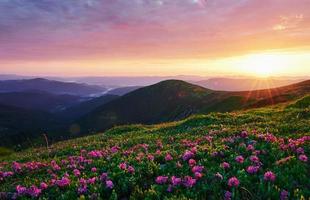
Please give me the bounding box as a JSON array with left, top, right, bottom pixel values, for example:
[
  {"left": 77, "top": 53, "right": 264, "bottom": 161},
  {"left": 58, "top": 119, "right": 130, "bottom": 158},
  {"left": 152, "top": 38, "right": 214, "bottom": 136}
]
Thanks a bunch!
[{"left": 0, "top": 0, "right": 309, "bottom": 61}]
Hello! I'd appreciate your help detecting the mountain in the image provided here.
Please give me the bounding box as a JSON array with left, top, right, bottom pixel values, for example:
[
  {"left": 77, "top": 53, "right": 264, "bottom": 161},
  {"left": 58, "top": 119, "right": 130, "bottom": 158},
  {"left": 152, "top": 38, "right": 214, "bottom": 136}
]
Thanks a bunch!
[
  {"left": 0, "top": 91, "right": 84, "bottom": 112},
  {"left": 194, "top": 78, "right": 304, "bottom": 91},
  {"left": 0, "top": 78, "right": 106, "bottom": 96},
  {"left": 59, "top": 94, "right": 119, "bottom": 120},
  {"left": 77, "top": 80, "right": 310, "bottom": 133},
  {"left": 107, "top": 86, "right": 141, "bottom": 96},
  {"left": 0, "top": 104, "right": 62, "bottom": 147}
]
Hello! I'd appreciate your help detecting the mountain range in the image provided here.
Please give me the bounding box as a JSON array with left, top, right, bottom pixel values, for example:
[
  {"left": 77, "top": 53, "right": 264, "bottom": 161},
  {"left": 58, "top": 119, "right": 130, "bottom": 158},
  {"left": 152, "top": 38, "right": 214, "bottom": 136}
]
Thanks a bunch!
[
  {"left": 0, "top": 78, "right": 309, "bottom": 148},
  {"left": 77, "top": 79, "right": 310, "bottom": 133}
]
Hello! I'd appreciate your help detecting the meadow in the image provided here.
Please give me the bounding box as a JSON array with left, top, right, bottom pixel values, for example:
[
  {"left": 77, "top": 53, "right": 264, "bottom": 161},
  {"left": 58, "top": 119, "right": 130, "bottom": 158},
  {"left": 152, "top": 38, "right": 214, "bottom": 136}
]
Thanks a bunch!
[{"left": 0, "top": 97, "right": 309, "bottom": 200}]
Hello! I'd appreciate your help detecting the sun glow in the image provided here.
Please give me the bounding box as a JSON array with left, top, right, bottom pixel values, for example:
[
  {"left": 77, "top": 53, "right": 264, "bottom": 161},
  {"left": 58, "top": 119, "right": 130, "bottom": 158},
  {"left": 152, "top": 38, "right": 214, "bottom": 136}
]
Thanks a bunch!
[{"left": 237, "top": 53, "right": 292, "bottom": 77}]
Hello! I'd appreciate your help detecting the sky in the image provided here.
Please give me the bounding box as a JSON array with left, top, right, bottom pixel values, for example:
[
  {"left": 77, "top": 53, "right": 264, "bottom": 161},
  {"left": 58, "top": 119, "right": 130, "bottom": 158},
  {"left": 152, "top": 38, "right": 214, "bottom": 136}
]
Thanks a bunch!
[{"left": 0, "top": 0, "right": 309, "bottom": 77}]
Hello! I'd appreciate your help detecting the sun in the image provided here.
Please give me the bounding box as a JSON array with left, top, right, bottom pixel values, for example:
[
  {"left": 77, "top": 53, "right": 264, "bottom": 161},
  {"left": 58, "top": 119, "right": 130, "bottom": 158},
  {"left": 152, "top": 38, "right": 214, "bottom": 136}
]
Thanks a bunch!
[
  {"left": 253, "top": 66, "right": 273, "bottom": 77},
  {"left": 238, "top": 53, "right": 286, "bottom": 77}
]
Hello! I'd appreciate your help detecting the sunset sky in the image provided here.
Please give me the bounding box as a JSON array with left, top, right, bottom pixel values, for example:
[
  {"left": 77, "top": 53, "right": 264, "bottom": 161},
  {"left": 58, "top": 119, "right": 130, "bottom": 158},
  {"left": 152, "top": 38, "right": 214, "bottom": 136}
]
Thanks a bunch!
[{"left": 0, "top": 0, "right": 309, "bottom": 77}]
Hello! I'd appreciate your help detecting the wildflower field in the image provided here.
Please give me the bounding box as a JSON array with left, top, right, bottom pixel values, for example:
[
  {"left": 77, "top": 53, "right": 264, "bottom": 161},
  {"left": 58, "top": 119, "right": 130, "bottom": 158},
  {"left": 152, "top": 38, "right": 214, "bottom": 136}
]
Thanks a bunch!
[{"left": 0, "top": 102, "right": 309, "bottom": 199}]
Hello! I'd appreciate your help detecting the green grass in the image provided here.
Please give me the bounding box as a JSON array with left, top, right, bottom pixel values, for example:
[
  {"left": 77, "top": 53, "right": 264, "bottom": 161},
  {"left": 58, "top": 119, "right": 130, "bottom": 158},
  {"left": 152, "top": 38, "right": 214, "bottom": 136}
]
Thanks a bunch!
[{"left": 0, "top": 100, "right": 309, "bottom": 199}]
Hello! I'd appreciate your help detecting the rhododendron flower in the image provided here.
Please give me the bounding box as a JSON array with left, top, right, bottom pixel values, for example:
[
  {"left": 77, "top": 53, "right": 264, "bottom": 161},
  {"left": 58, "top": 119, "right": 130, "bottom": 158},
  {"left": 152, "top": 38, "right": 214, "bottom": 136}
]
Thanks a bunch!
[
  {"left": 194, "top": 172, "right": 203, "bottom": 179},
  {"left": 221, "top": 162, "right": 230, "bottom": 169},
  {"left": 296, "top": 147, "right": 304, "bottom": 154},
  {"left": 110, "top": 146, "right": 120, "bottom": 153},
  {"left": 119, "top": 163, "right": 127, "bottom": 170},
  {"left": 299, "top": 154, "right": 308, "bottom": 162},
  {"left": 78, "top": 185, "right": 87, "bottom": 194},
  {"left": 264, "top": 171, "right": 276, "bottom": 182},
  {"left": 165, "top": 153, "right": 173, "bottom": 161},
  {"left": 55, "top": 177, "right": 70, "bottom": 187},
  {"left": 171, "top": 176, "right": 182, "bottom": 186},
  {"left": 246, "top": 166, "right": 260, "bottom": 174},
  {"left": 91, "top": 167, "right": 97, "bottom": 172},
  {"left": 40, "top": 182, "right": 48, "bottom": 190},
  {"left": 240, "top": 130, "right": 248, "bottom": 138},
  {"left": 27, "top": 185, "right": 41, "bottom": 198},
  {"left": 183, "top": 176, "right": 196, "bottom": 188},
  {"left": 88, "top": 150, "right": 103, "bottom": 158},
  {"left": 192, "top": 165, "right": 204, "bottom": 173},
  {"left": 228, "top": 177, "right": 240, "bottom": 187},
  {"left": 247, "top": 144, "right": 254, "bottom": 151},
  {"left": 128, "top": 166, "right": 135, "bottom": 174},
  {"left": 147, "top": 154, "right": 154, "bottom": 161},
  {"left": 51, "top": 160, "right": 61, "bottom": 171},
  {"left": 280, "top": 190, "right": 289, "bottom": 200},
  {"left": 106, "top": 180, "right": 114, "bottom": 189},
  {"left": 87, "top": 177, "right": 97, "bottom": 184},
  {"left": 224, "top": 191, "right": 232, "bottom": 200},
  {"left": 156, "top": 176, "right": 168, "bottom": 184},
  {"left": 182, "top": 150, "right": 194, "bottom": 161},
  {"left": 73, "top": 169, "right": 81, "bottom": 177},
  {"left": 250, "top": 155, "right": 260, "bottom": 163},
  {"left": 100, "top": 173, "right": 108, "bottom": 182},
  {"left": 188, "top": 159, "right": 196, "bottom": 167},
  {"left": 235, "top": 156, "right": 244, "bottom": 163},
  {"left": 16, "top": 185, "right": 27, "bottom": 195},
  {"left": 12, "top": 162, "right": 22, "bottom": 173}
]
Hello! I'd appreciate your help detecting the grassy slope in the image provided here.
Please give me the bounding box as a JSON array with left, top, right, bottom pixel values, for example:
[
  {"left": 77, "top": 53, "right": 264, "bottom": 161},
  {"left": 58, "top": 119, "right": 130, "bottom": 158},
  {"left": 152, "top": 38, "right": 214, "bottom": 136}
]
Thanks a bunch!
[{"left": 0, "top": 97, "right": 309, "bottom": 199}]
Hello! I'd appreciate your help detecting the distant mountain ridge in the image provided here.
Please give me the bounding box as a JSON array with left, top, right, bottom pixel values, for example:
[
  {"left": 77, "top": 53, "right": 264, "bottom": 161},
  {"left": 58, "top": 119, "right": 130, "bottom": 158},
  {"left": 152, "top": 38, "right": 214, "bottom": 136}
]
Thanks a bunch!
[
  {"left": 0, "top": 78, "right": 106, "bottom": 96},
  {"left": 194, "top": 78, "right": 305, "bottom": 91}
]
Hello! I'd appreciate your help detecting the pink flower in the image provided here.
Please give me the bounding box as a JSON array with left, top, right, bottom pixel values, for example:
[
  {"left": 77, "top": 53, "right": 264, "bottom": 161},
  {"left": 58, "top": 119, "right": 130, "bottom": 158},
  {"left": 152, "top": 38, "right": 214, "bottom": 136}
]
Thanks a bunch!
[
  {"left": 280, "top": 190, "right": 289, "bottom": 200},
  {"left": 40, "top": 182, "right": 48, "bottom": 190},
  {"left": 100, "top": 173, "right": 108, "bottom": 182},
  {"left": 106, "top": 180, "right": 114, "bottom": 189},
  {"left": 73, "top": 169, "right": 81, "bottom": 177},
  {"left": 16, "top": 185, "right": 27, "bottom": 195},
  {"left": 27, "top": 185, "right": 41, "bottom": 198},
  {"left": 171, "top": 176, "right": 182, "bottom": 186},
  {"left": 225, "top": 191, "right": 232, "bottom": 200},
  {"left": 51, "top": 160, "right": 61, "bottom": 171},
  {"left": 55, "top": 177, "right": 71, "bottom": 187},
  {"left": 110, "top": 146, "right": 120, "bottom": 153},
  {"left": 182, "top": 150, "right": 194, "bottom": 161},
  {"left": 246, "top": 144, "right": 254, "bottom": 151},
  {"left": 221, "top": 162, "right": 230, "bottom": 169},
  {"left": 194, "top": 172, "right": 203, "bottom": 179},
  {"left": 235, "top": 156, "right": 244, "bottom": 163},
  {"left": 12, "top": 162, "right": 22, "bottom": 173},
  {"left": 78, "top": 185, "right": 87, "bottom": 194},
  {"left": 88, "top": 150, "right": 103, "bottom": 158},
  {"left": 228, "top": 177, "right": 240, "bottom": 187},
  {"left": 119, "top": 162, "right": 127, "bottom": 170},
  {"left": 250, "top": 155, "right": 260, "bottom": 163},
  {"left": 87, "top": 177, "right": 97, "bottom": 184},
  {"left": 264, "top": 171, "right": 276, "bottom": 182},
  {"left": 165, "top": 153, "right": 173, "bottom": 161},
  {"left": 299, "top": 154, "right": 308, "bottom": 162},
  {"left": 246, "top": 166, "right": 260, "bottom": 174},
  {"left": 155, "top": 176, "right": 169, "bottom": 184},
  {"left": 296, "top": 147, "right": 304, "bottom": 154},
  {"left": 147, "top": 154, "right": 154, "bottom": 161},
  {"left": 91, "top": 167, "right": 97, "bottom": 172},
  {"left": 128, "top": 166, "right": 135, "bottom": 174},
  {"left": 183, "top": 176, "right": 196, "bottom": 188},
  {"left": 192, "top": 165, "right": 204, "bottom": 173},
  {"left": 188, "top": 159, "right": 196, "bottom": 167}
]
